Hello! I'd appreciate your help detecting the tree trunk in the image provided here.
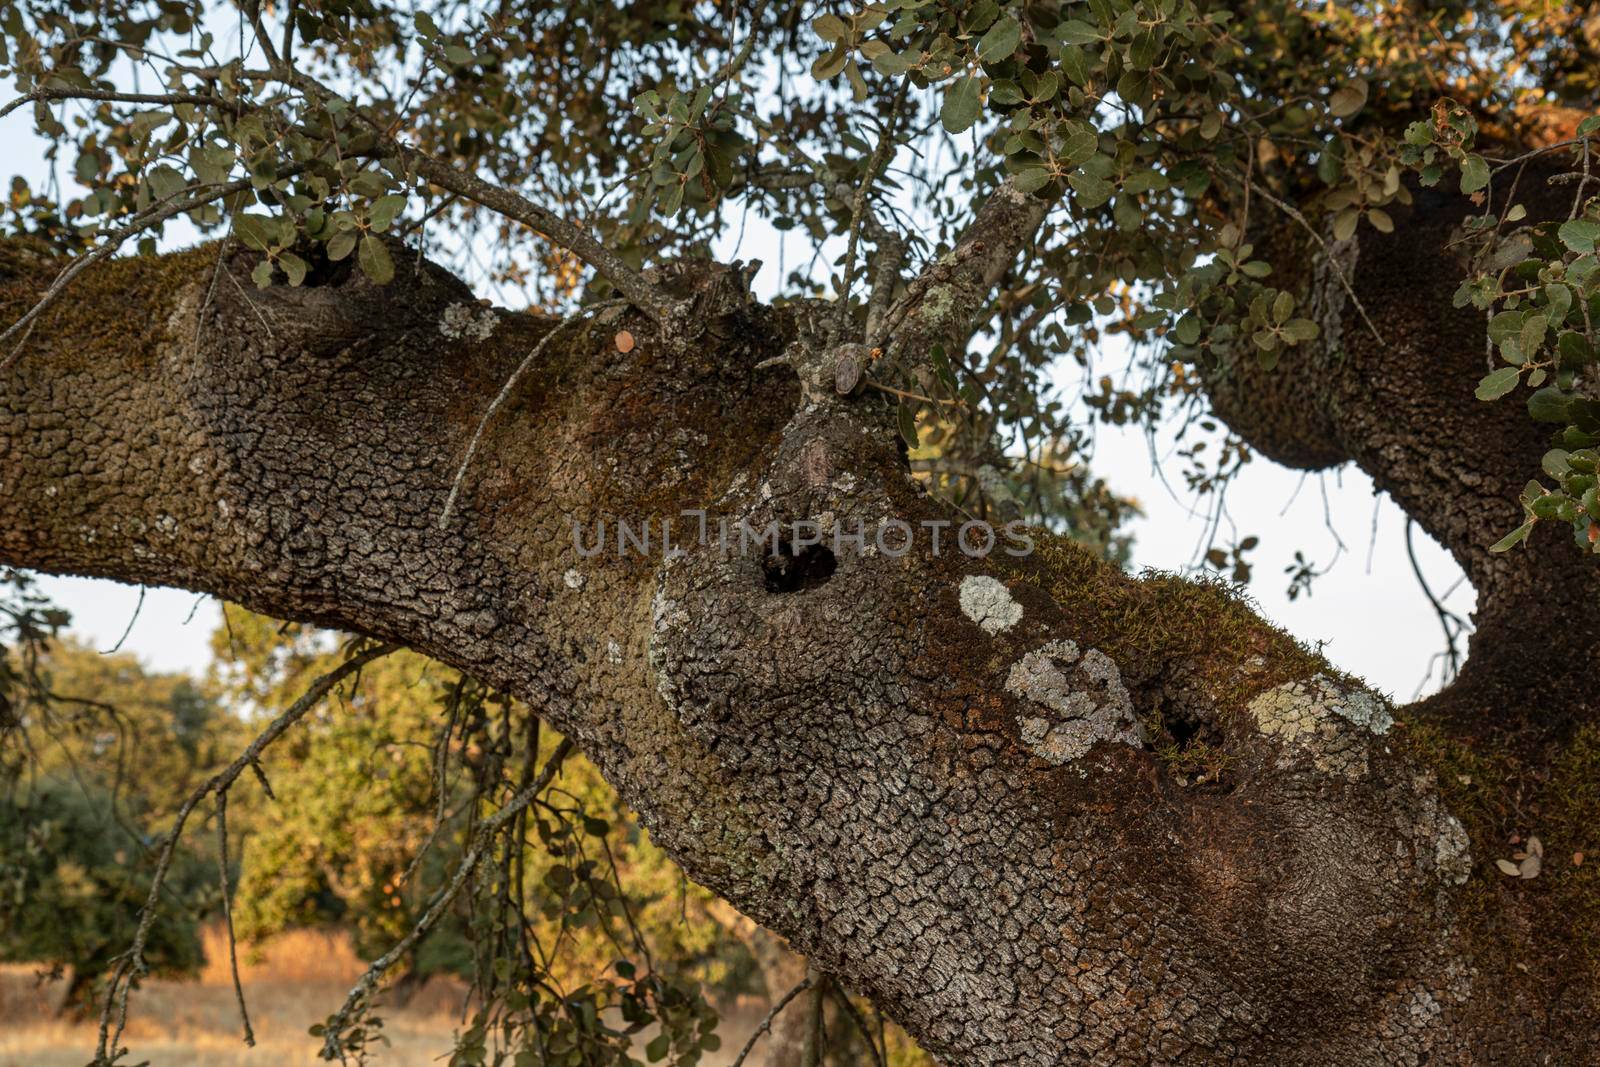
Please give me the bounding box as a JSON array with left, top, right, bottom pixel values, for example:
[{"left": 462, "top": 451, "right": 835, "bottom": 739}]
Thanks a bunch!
[{"left": 1, "top": 230, "right": 1593, "bottom": 1063}]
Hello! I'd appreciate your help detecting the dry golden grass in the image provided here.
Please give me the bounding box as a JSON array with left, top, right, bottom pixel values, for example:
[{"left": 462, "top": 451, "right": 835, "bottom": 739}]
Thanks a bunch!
[
  {"left": 0, "top": 927, "right": 468, "bottom": 1066},
  {"left": 0, "top": 927, "right": 762, "bottom": 1067}
]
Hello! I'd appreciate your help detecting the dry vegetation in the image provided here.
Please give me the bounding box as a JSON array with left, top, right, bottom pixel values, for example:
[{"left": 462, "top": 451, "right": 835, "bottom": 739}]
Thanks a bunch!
[{"left": 0, "top": 927, "right": 764, "bottom": 1066}]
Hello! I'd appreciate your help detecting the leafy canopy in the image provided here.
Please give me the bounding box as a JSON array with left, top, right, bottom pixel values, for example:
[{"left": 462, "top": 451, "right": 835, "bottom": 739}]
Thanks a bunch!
[{"left": 6, "top": 0, "right": 1600, "bottom": 558}]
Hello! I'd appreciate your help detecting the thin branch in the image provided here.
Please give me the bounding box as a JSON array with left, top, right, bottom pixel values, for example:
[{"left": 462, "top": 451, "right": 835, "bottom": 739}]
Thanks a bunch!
[
  {"left": 438, "top": 301, "right": 624, "bottom": 528},
  {"left": 838, "top": 76, "right": 914, "bottom": 332},
  {"left": 1243, "top": 176, "right": 1385, "bottom": 347},
  {"left": 100, "top": 586, "right": 145, "bottom": 655},
  {"left": 0, "top": 87, "right": 234, "bottom": 121},
  {"left": 832, "top": 986, "right": 887, "bottom": 1067},
  {"left": 320, "top": 737, "right": 575, "bottom": 1060},
  {"left": 214, "top": 790, "right": 256, "bottom": 1048},
  {"left": 729, "top": 975, "right": 816, "bottom": 1067},
  {"left": 92, "top": 642, "right": 394, "bottom": 1066}
]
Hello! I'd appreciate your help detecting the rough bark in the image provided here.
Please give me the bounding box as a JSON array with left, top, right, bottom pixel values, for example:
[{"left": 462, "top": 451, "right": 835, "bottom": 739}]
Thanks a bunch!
[
  {"left": 1198, "top": 136, "right": 1600, "bottom": 1054},
  {"left": 0, "top": 229, "right": 1585, "bottom": 1064}
]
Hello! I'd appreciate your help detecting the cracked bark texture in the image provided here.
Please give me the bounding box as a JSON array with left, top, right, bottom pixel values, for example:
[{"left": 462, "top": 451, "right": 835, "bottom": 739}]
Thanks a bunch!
[
  {"left": 0, "top": 229, "right": 1586, "bottom": 1064},
  {"left": 1198, "top": 127, "right": 1600, "bottom": 1053}
]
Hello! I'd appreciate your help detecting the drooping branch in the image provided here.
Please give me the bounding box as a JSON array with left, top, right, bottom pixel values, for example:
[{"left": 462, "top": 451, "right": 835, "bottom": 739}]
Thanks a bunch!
[
  {"left": 91, "top": 641, "right": 394, "bottom": 1065},
  {"left": 320, "top": 737, "right": 574, "bottom": 1059}
]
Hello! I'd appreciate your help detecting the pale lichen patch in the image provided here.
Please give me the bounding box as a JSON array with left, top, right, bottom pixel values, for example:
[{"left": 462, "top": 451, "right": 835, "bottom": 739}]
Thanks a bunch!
[
  {"left": 1006, "top": 639, "right": 1141, "bottom": 764},
  {"left": 1248, "top": 674, "right": 1395, "bottom": 779},
  {"left": 437, "top": 301, "right": 498, "bottom": 341},
  {"left": 563, "top": 567, "right": 586, "bottom": 591},
  {"left": 959, "top": 575, "right": 1023, "bottom": 635},
  {"left": 1434, "top": 812, "right": 1471, "bottom": 886}
]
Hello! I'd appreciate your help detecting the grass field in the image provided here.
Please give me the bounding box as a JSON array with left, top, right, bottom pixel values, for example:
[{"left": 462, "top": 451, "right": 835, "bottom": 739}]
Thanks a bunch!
[{"left": 0, "top": 927, "right": 761, "bottom": 1066}]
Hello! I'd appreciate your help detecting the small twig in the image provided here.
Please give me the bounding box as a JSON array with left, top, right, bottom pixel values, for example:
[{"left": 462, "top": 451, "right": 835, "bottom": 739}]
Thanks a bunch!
[
  {"left": 729, "top": 975, "right": 816, "bottom": 1067},
  {"left": 1244, "top": 176, "right": 1386, "bottom": 347},
  {"left": 101, "top": 586, "right": 145, "bottom": 655},
  {"left": 832, "top": 986, "right": 887, "bottom": 1067},
  {"left": 320, "top": 738, "right": 574, "bottom": 1060},
  {"left": 0, "top": 87, "right": 233, "bottom": 121},
  {"left": 92, "top": 642, "right": 393, "bottom": 1066},
  {"left": 438, "top": 302, "right": 624, "bottom": 528},
  {"left": 838, "top": 75, "right": 914, "bottom": 333},
  {"left": 800, "top": 968, "right": 829, "bottom": 1067},
  {"left": 214, "top": 790, "right": 256, "bottom": 1047}
]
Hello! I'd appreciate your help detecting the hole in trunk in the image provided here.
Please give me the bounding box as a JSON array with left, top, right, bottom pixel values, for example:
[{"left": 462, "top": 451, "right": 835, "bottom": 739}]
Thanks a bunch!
[
  {"left": 763, "top": 543, "right": 837, "bottom": 593},
  {"left": 1153, "top": 705, "right": 1235, "bottom": 793}
]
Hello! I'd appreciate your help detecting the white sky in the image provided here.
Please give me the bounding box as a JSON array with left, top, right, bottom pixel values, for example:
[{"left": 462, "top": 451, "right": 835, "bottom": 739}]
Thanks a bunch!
[{"left": 6, "top": 78, "right": 1475, "bottom": 700}]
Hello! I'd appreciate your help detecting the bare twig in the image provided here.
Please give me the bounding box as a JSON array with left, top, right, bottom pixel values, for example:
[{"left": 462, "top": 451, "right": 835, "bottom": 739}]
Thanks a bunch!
[
  {"left": 838, "top": 77, "right": 913, "bottom": 332},
  {"left": 438, "top": 301, "right": 624, "bottom": 528},
  {"left": 93, "top": 642, "right": 394, "bottom": 1066},
  {"left": 832, "top": 985, "right": 887, "bottom": 1067},
  {"left": 1244, "top": 176, "right": 1386, "bottom": 347},
  {"left": 729, "top": 975, "right": 816, "bottom": 1067},
  {"left": 320, "top": 737, "right": 575, "bottom": 1060},
  {"left": 214, "top": 790, "right": 256, "bottom": 1047},
  {"left": 0, "top": 87, "right": 234, "bottom": 121}
]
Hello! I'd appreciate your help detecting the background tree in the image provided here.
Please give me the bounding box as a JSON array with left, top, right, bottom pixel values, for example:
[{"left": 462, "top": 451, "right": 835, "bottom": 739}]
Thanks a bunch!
[
  {"left": 0, "top": 624, "right": 229, "bottom": 1015},
  {"left": 4, "top": 0, "right": 1600, "bottom": 1063}
]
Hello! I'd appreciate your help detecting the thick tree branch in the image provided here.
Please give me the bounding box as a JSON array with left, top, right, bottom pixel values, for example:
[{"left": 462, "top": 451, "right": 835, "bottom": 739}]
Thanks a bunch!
[
  {"left": 0, "top": 236, "right": 1543, "bottom": 1062},
  {"left": 874, "top": 178, "right": 1050, "bottom": 362}
]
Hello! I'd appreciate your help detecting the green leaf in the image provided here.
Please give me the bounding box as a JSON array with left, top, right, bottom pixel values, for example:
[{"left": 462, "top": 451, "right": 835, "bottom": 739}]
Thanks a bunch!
[
  {"left": 1475, "top": 365, "right": 1521, "bottom": 401},
  {"left": 326, "top": 231, "right": 357, "bottom": 261},
  {"left": 898, "top": 401, "right": 920, "bottom": 449},
  {"left": 1059, "top": 121, "right": 1099, "bottom": 167},
  {"left": 811, "top": 44, "right": 848, "bottom": 81},
  {"left": 1519, "top": 313, "right": 1548, "bottom": 358},
  {"left": 1056, "top": 19, "right": 1100, "bottom": 44},
  {"left": 978, "top": 16, "right": 1021, "bottom": 61},
  {"left": 1174, "top": 313, "right": 1201, "bottom": 345},
  {"left": 1272, "top": 291, "right": 1294, "bottom": 324},
  {"left": 250, "top": 259, "right": 275, "bottom": 289},
  {"left": 368, "top": 194, "right": 406, "bottom": 233},
  {"left": 1488, "top": 310, "right": 1523, "bottom": 343},
  {"left": 234, "top": 213, "right": 276, "bottom": 251},
  {"left": 1121, "top": 169, "right": 1168, "bottom": 195},
  {"left": 279, "top": 251, "right": 308, "bottom": 287},
  {"left": 1489, "top": 520, "right": 1535, "bottom": 553},
  {"left": 1059, "top": 45, "right": 1090, "bottom": 86},
  {"left": 1559, "top": 219, "right": 1600, "bottom": 253},
  {"left": 1528, "top": 385, "right": 1569, "bottom": 423},
  {"left": 358, "top": 235, "right": 394, "bottom": 285},
  {"left": 1332, "top": 208, "right": 1359, "bottom": 242},
  {"left": 941, "top": 76, "right": 982, "bottom": 133},
  {"left": 1282, "top": 318, "right": 1320, "bottom": 342},
  {"left": 1011, "top": 166, "right": 1052, "bottom": 194},
  {"left": 812, "top": 13, "right": 848, "bottom": 42},
  {"left": 1068, "top": 170, "right": 1113, "bottom": 208},
  {"left": 1459, "top": 154, "right": 1490, "bottom": 194},
  {"left": 871, "top": 50, "right": 914, "bottom": 76}
]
